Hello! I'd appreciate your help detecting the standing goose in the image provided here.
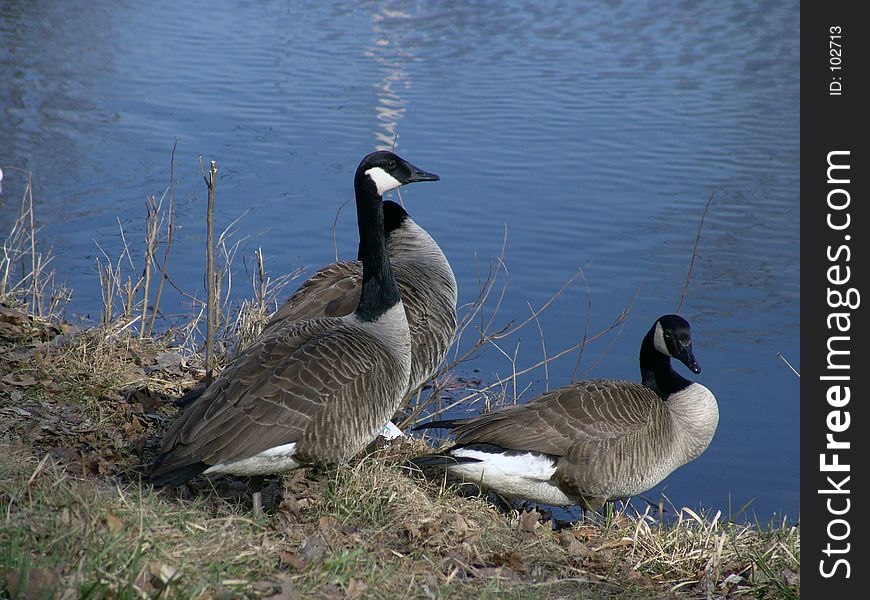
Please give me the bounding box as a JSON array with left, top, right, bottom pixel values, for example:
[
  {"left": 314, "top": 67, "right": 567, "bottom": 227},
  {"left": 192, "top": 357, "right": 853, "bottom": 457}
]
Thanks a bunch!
[
  {"left": 151, "top": 150, "right": 439, "bottom": 490},
  {"left": 175, "top": 200, "right": 457, "bottom": 408},
  {"left": 412, "top": 315, "right": 719, "bottom": 510}
]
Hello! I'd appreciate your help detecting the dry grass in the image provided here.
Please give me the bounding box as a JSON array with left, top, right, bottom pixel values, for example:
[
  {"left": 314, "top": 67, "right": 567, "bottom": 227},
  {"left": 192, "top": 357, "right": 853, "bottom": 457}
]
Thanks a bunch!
[{"left": 0, "top": 168, "right": 71, "bottom": 319}]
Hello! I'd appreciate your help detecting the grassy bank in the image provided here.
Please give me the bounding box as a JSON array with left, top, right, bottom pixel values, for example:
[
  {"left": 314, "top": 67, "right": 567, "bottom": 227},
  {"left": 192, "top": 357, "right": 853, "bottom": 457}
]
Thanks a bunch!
[{"left": 0, "top": 302, "right": 800, "bottom": 599}]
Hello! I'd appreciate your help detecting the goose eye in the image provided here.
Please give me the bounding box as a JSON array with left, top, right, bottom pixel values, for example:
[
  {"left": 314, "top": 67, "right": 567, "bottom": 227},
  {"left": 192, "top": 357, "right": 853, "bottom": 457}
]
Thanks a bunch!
[{"left": 386, "top": 160, "right": 397, "bottom": 170}]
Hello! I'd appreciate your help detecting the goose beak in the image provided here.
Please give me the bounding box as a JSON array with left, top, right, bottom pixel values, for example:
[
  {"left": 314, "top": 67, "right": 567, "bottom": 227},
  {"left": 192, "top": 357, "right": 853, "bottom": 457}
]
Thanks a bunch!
[
  {"left": 677, "top": 344, "right": 701, "bottom": 374},
  {"left": 403, "top": 162, "right": 440, "bottom": 183}
]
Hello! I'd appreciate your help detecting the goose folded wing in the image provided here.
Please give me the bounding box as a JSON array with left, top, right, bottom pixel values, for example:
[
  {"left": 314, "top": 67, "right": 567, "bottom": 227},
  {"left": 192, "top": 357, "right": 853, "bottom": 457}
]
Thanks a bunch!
[
  {"left": 450, "top": 380, "right": 658, "bottom": 456},
  {"left": 263, "top": 261, "right": 362, "bottom": 335},
  {"left": 160, "top": 319, "right": 384, "bottom": 466}
]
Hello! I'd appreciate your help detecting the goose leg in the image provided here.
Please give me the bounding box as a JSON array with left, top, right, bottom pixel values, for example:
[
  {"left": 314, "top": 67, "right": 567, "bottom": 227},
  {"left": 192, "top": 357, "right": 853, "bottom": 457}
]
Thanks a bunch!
[{"left": 250, "top": 476, "right": 265, "bottom": 517}]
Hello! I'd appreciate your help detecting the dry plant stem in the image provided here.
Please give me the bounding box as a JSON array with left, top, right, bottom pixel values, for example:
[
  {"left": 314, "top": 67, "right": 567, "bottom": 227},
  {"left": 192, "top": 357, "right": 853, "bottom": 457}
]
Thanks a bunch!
[
  {"left": 569, "top": 265, "right": 594, "bottom": 382},
  {"left": 1, "top": 167, "right": 69, "bottom": 316},
  {"left": 528, "top": 300, "right": 549, "bottom": 391},
  {"left": 147, "top": 140, "right": 178, "bottom": 336},
  {"left": 399, "top": 229, "right": 634, "bottom": 428},
  {"left": 408, "top": 310, "right": 632, "bottom": 426},
  {"left": 26, "top": 173, "right": 37, "bottom": 314},
  {"left": 331, "top": 197, "right": 353, "bottom": 262},
  {"left": 676, "top": 190, "right": 715, "bottom": 314},
  {"left": 139, "top": 195, "right": 160, "bottom": 339},
  {"left": 579, "top": 285, "right": 641, "bottom": 380},
  {"left": 202, "top": 158, "right": 218, "bottom": 386}
]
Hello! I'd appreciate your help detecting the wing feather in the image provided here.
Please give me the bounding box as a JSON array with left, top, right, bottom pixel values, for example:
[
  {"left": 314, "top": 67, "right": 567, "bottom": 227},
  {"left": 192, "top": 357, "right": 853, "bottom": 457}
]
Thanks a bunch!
[
  {"left": 156, "top": 316, "right": 406, "bottom": 474},
  {"left": 450, "top": 380, "right": 660, "bottom": 457}
]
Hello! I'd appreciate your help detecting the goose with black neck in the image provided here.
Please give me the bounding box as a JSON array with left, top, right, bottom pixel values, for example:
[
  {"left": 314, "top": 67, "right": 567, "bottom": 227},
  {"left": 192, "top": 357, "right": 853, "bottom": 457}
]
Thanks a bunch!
[
  {"left": 412, "top": 314, "right": 719, "bottom": 512},
  {"left": 150, "top": 151, "right": 439, "bottom": 508}
]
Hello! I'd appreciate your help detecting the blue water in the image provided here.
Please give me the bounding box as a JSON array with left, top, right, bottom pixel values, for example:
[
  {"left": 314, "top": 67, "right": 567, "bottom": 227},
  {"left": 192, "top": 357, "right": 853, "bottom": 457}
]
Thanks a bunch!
[{"left": 0, "top": 0, "right": 799, "bottom": 522}]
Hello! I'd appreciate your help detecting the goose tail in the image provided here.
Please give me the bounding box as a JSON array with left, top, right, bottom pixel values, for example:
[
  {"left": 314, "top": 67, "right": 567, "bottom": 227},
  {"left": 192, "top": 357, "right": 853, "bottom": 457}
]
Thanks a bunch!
[
  {"left": 408, "top": 453, "right": 481, "bottom": 469},
  {"left": 411, "top": 418, "right": 465, "bottom": 432}
]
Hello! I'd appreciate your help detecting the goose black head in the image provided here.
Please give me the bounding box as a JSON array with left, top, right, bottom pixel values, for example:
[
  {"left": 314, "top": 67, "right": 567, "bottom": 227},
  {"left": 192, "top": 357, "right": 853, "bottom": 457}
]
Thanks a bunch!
[
  {"left": 651, "top": 314, "right": 701, "bottom": 374},
  {"left": 356, "top": 150, "right": 440, "bottom": 197}
]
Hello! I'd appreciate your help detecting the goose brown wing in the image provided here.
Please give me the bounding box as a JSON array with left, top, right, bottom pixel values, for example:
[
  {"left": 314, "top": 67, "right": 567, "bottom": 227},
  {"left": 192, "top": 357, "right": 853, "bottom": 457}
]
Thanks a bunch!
[
  {"left": 262, "top": 261, "right": 362, "bottom": 337},
  {"left": 450, "top": 379, "right": 659, "bottom": 457},
  {"left": 158, "top": 317, "right": 403, "bottom": 468}
]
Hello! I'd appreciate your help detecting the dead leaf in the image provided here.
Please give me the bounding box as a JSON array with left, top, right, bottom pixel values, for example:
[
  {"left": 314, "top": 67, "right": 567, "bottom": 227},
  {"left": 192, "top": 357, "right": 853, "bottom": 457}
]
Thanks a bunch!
[
  {"left": 592, "top": 537, "right": 634, "bottom": 552},
  {"left": 265, "top": 573, "right": 300, "bottom": 600},
  {"left": 518, "top": 509, "right": 541, "bottom": 533},
  {"left": 318, "top": 583, "right": 343, "bottom": 600},
  {"left": 2, "top": 373, "right": 37, "bottom": 386},
  {"left": 317, "top": 515, "right": 339, "bottom": 530},
  {"left": 3, "top": 567, "right": 59, "bottom": 598},
  {"left": 490, "top": 551, "right": 525, "bottom": 572},
  {"left": 558, "top": 530, "right": 592, "bottom": 558},
  {"left": 626, "top": 569, "right": 652, "bottom": 586},
  {"left": 279, "top": 550, "right": 306, "bottom": 571},
  {"left": 297, "top": 531, "right": 329, "bottom": 566},
  {"left": 148, "top": 561, "right": 181, "bottom": 586},
  {"left": 346, "top": 578, "right": 369, "bottom": 599},
  {"left": 105, "top": 507, "right": 125, "bottom": 536}
]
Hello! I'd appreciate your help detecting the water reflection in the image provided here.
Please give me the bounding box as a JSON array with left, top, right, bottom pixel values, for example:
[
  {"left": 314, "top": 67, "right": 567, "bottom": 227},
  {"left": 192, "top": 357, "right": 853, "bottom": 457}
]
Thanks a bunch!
[{"left": 366, "top": 7, "right": 412, "bottom": 150}]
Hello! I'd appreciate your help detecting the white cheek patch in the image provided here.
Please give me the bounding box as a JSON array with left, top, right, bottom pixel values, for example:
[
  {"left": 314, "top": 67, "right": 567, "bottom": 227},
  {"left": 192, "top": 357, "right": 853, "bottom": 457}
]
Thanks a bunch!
[
  {"left": 366, "top": 166, "right": 403, "bottom": 195},
  {"left": 653, "top": 321, "right": 672, "bottom": 356}
]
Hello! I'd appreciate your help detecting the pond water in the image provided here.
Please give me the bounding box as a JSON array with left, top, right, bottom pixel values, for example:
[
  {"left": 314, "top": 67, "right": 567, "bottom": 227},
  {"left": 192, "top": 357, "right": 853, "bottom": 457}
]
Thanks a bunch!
[{"left": 1, "top": 0, "right": 799, "bottom": 522}]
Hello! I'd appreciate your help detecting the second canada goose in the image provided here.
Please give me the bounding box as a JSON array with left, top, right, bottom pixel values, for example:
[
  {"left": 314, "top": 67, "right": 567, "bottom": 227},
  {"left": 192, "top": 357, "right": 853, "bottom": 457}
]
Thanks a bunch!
[
  {"left": 412, "top": 315, "right": 719, "bottom": 510},
  {"left": 150, "top": 150, "right": 439, "bottom": 491}
]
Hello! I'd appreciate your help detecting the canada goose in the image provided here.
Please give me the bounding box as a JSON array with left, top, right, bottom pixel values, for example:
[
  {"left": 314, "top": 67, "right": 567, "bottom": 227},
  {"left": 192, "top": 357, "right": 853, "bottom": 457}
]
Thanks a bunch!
[
  {"left": 174, "top": 200, "right": 457, "bottom": 411},
  {"left": 150, "top": 150, "right": 439, "bottom": 495},
  {"left": 412, "top": 314, "right": 719, "bottom": 511}
]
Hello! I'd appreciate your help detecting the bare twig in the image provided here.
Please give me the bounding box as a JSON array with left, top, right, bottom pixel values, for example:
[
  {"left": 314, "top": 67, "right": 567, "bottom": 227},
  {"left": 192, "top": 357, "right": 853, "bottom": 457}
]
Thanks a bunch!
[
  {"left": 676, "top": 191, "right": 715, "bottom": 314},
  {"left": 399, "top": 307, "right": 633, "bottom": 429},
  {"left": 202, "top": 158, "right": 218, "bottom": 386},
  {"left": 569, "top": 265, "right": 593, "bottom": 382},
  {"left": 0, "top": 167, "right": 69, "bottom": 318},
  {"left": 578, "top": 286, "right": 641, "bottom": 379},
  {"left": 528, "top": 300, "right": 549, "bottom": 392},
  {"left": 332, "top": 197, "right": 354, "bottom": 262},
  {"left": 147, "top": 139, "right": 178, "bottom": 336},
  {"left": 139, "top": 194, "right": 161, "bottom": 338}
]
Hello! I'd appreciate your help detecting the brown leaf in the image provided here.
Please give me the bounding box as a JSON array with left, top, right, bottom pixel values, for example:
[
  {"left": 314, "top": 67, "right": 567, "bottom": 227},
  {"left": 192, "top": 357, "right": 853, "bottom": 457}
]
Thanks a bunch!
[
  {"left": 402, "top": 524, "right": 422, "bottom": 541},
  {"left": 2, "top": 373, "right": 37, "bottom": 386},
  {"left": 264, "top": 573, "right": 300, "bottom": 600},
  {"left": 558, "top": 530, "right": 592, "bottom": 558},
  {"left": 626, "top": 569, "right": 652, "bottom": 586},
  {"left": 346, "top": 578, "right": 369, "bottom": 599},
  {"left": 592, "top": 537, "right": 634, "bottom": 552},
  {"left": 279, "top": 550, "right": 306, "bottom": 571},
  {"left": 490, "top": 551, "right": 525, "bottom": 572},
  {"left": 148, "top": 561, "right": 181, "bottom": 586},
  {"left": 297, "top": 532, "right": 329, "bottom": 565},
  {"left": 317, "top": 515, "right": 339, "bottom": 530},
  {"left": 3, "top": 567, "right": 58, "bottom": 598},
  {"left": 518, "top": 509, "right": 541, "bottom": 533},
  {"left": 105, "top": 507, "right": 125, "bottom": 536}
]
